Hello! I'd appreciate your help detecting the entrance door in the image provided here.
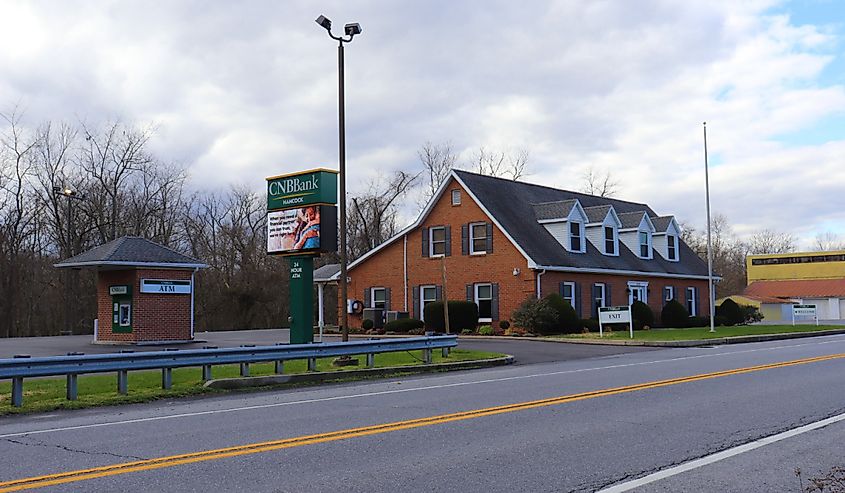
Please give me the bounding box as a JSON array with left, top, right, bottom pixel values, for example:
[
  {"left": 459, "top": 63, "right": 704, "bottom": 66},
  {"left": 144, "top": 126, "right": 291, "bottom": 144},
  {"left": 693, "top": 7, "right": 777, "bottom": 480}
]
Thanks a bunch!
[{"left": 628, "top": 284, "right": 647, "bottom": 305}]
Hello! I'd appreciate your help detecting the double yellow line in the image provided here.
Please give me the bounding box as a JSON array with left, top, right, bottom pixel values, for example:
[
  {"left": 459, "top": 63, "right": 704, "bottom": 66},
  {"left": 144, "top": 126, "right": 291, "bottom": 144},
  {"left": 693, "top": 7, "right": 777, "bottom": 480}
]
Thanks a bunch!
[{"left": 2, "top": 352, "right": 844, "bottom": 492}]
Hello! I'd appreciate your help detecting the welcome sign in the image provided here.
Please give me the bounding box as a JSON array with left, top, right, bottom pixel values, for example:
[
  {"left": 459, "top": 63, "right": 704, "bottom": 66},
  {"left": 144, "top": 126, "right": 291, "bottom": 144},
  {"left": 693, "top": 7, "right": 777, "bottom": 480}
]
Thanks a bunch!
[{"left": 266, "top": 169, "right": 338, "bottom": 210}]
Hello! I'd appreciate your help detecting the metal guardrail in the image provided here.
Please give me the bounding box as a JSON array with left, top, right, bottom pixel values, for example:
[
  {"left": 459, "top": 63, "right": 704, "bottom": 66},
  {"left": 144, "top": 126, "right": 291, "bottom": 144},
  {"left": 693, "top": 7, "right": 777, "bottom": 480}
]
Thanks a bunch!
[{"left": 0, "top": 336, "right": 458, "bottom": 407}]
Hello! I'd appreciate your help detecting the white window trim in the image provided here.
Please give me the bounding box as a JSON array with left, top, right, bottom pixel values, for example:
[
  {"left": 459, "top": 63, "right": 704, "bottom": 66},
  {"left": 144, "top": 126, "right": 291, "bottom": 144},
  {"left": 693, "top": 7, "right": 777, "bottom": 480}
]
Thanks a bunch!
[
  {"left": 603, "top": 225, "right": 619, "bottom": 256},
  {"left": 569, "top": 221, "right": 586, "bottom": 253},
  {"left": 665, "top": 286, "right": 675, "bottom": 302},
  {"left": 666, "top": 234, "right": 679, "bottom": 262},
  {"left": 371, "top": 287, "right": 386, "bottom": 309},
  {"left": 562, "top": 281, "right": 576, "bottom": 307},
  {"left": 686, "top": 287, "right": 697, "bottom": 316},
  {"left": 469, "top": 222, "right": 488, "bottom": 255},
  {"left": 594, "top": 283, "right": 607, "bottom": 314},
  {"left": 451, "top": 189, "right": 461, "bottom": 205},
  {"left": 638, "top": 230, "right": 653, "bottom": 259},
  {"left": 420, "top": 285, "right": 437, "bottom": 321},
  {"left": 474, "top": 283, "right": 493, "bottom": 322},
  {"left": 429, "top": 226, "right": 446, "bottom": 257},
  {"left": 628, "top": 281, "right": 648, "bottom": 305}
]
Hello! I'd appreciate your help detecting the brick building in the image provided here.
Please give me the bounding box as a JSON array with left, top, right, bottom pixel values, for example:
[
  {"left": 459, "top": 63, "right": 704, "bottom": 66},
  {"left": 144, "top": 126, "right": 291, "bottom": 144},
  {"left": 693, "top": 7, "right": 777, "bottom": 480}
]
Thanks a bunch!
[
  {"left": 334, "top": 170, "right": 712, "bottom": 328},
  {"left": 55, "top": 237, "right": 208, "bottom": 343}
]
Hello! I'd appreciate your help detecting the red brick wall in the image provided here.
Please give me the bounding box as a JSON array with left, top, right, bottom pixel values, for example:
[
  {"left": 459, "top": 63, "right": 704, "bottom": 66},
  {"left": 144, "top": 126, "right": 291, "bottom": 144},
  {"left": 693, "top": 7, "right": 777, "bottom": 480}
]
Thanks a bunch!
[
  {"left": 342, "top": 177, "right": 711, "bottom": 328},
  {"left": 96, "top": 269, "right": 194, "bottom": 343}
]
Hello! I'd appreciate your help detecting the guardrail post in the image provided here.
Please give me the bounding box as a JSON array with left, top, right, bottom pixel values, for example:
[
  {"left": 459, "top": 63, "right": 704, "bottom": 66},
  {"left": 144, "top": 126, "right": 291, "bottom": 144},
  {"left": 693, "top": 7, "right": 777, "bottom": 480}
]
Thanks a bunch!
[
  {"left": 12, "top": 377, "right": 23, "bottom": 407},
  {"left": 117, "top": 370, "right": 128, "bottom": 395},
  {"left": 240, "top": 363, "right": 250, "bottom": 377},
  {"left": 162, "top": 368, "right": 173, "bottom": 389},
  {"left": 202, "top": 346, "right": 217, "bottom": 381},
  {"left": 67, "top": 375, "right": 78, "bottom": 401},
  {"left": 366, "top": 353, "right": 374, "bottom": 368},
  {"left": 442, "top": 347, "right": 450, "bottom": 358},
  {"left": 307, "top": 358, "right": 317, "bottom": 372},
  {"left": 275, "top": 361, "right": 284, "bottom": 374},
  {"left": 423, "top": 349, "right": 432, "bottom": 364}
]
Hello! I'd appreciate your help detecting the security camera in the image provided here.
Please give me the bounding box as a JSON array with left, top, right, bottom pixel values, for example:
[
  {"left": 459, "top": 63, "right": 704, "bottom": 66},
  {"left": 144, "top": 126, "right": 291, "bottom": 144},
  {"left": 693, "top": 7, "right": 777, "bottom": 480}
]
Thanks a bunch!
[
  {"left": 344, "top": 23, "right": 362, "bottom": 36},
  {"left": 315, "top": 15, "right": 332, "bottom": 31}
]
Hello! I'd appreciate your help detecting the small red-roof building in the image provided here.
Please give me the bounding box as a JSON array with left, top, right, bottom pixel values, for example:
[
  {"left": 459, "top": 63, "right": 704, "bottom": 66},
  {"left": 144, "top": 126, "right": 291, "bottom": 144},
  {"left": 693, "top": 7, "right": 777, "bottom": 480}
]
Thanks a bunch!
[
  {"left": 55, "top": 237, "right": 208, "bottom": 344},
  {"left": 330, "top": 170, "right": 714, "bottom": 328}
]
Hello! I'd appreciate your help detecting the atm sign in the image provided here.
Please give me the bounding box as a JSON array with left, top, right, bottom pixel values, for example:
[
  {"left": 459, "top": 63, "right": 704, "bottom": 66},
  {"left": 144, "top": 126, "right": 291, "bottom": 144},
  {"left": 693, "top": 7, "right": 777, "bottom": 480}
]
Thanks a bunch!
[{"left": 140, "top": 279, "right": 192, "bottom": 294}]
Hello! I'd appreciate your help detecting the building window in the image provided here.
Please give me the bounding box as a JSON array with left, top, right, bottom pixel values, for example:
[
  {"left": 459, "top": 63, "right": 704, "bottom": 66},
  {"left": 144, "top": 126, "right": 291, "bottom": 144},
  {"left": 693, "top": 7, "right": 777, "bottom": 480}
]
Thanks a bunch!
[
  {"left": 667, "top": 235, "right": 678, "bottom": 261},
  {"left": 686, "top": 287, "right": 697, "bottom": 316},
  {"left": 475, "top": 283, "right": 493, "bottom": 321},
  {"left": 570, "top": 222, "right": 583, "bottom": 252},
  {"left": 664, "top": 286, "right": 675, "bottom": 303},
  {"left": 451, "top": 189, "right": 461, "bottom": 205},
  {"left": 593, "top": 283, "right": 606, "bottom": 318},
  {"left": 562, "top": 281, "right": 576, "bottom": 307},
  {"left": 639, "top": 231, "right": 651, "bottom": 258},
  {"left": 429, "top": 226, "right": 446, "bottom": 256},
  {"left": 371, "top": 287, "right": 386, "bottom": 309},
  {"left": 420, "top": 285, "right": 438, "bottom": 320},
  {"left": 470, "top": 222, "right": 487, "bottom": 254},
  {"left": 604, "top": 226, "right": 616, "bottom": 255}
]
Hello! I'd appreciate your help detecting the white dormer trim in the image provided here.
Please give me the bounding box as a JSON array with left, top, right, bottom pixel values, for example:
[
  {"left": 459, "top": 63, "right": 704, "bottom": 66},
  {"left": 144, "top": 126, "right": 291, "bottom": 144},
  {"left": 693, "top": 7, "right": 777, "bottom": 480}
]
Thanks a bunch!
[
  {"left": 585, "top": 207, "right": 621, "bottom": 256},
  {"left": 566, "top": 202, "right": 587, "bottom": 253},
  {"left": 619, "top": 213, "right": 656, "bottom": 260},
  {"left": 653, "top": 217, "right": 681, "bottom": 262}
]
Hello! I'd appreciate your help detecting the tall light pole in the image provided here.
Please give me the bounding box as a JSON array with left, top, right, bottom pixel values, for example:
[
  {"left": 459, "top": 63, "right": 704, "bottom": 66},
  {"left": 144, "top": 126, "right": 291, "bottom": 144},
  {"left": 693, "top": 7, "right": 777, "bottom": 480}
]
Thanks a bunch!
[
  {"left": 702, "top": 123, "right": 716, "bottom": 333},
  {"left": 53, "top": 186, "right": 85, "bottom": 335},
  {"left": 316, "top": 15, "right": 362, "bottom": 343}
]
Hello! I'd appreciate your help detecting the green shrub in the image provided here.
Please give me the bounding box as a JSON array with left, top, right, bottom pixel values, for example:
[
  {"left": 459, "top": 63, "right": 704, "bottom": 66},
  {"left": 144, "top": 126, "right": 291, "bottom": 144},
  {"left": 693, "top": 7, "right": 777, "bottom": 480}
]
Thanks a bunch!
[
  {"left": 580, "top": 318, "right": 599, "bottom": 332},
  {"left": 499, "top": 320, "right": 511, "bottom": 330},
  {"left": 688, "top": 316, "right": 710, "bottom": 327},
  {"left": 716, "top": 299, "right": 744, "bottom": 326},
  {"left": 714, "top": 315, "right": 728, "bottom": 327},
  {"left": 543, "top": 293, "right": 581, "bottom": 333},
  {"left": 743, "top": 305, "right": 763, "bottom": 323},
  {"left": 362, "top": 319, "right": 374, "bottom": 330},
  {"left": 511, "top": 296, "right": 559, "bottom": 335},
  {"left": 631, "top": 300, "right": 655, "bottom": 330},
  {"left": 661, "top": 300, "right": 690, "bottom": 328},
  {"left": 460, "top": 328, "right": 474, "bottom": 335},
  {"left": 477, "top": 325, "right": 494, "bottom": 336},
  {"left": 423, "top": 301, "right": 479, "bottom": 332},
  {"left": 384, "top": 318, "right": 425, "bottom": 333}
]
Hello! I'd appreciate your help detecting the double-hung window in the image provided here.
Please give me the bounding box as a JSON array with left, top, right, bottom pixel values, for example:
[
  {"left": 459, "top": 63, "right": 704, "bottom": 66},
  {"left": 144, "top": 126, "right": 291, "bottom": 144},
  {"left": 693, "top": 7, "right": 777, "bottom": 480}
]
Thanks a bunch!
[
  {"left": 570, "top": 222, "right": 583, "bottom": 252},
  {"left": 371, "top": 287, "right": 386, "bottom": 310},
  {"left": 664, "top": 286, "right": 675, "bottom": 303},
  {"left": 475, "top": 283, "right": 493, "bottom": 321},
  {"left": 470, "top": 223, "right": 487, "bottom": 254},
  {"left": 562, "top": 281, "right": 576, "bottom": 307},
  {"left": 593, "top": 283, "right": 606, "bottom": 318},
  {"left": 604, "top": 226, "right": 616, "bottom": 255},
  {"left": 667, "top": 235, "right": 678, "bottom": 261},
  {"left": 639, "top": 231, "right": 650, "bottom": 258},
  {"left": 420, "top": 285, "right": 438, "bottom": 320},
  {"left": 429, "top": 227, "right": 446, "bottom": 257},
  {"left": 686, "top": 287, "right": 697, "bottom": 316}
]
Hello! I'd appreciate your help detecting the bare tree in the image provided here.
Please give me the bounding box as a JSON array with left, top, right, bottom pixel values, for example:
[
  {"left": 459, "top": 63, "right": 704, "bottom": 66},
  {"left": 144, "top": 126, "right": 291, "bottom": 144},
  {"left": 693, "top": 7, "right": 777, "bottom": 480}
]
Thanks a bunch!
[
  {"left": 681, "top": 214, "right": 747, "bottom": 298},
  {"left": 814, "top": 232, "right": 845, "bottom": 251},
  {"left": 471, "top": 146, "right": 529, "bottom": 180},
  {"left": 746, "top": 229, "right": 796, "bottom": 255},
  {"left": 348, "top": 170, "right": 419, "bottom": 260},
  {"left": 417, "top": 141, "right": 457, "bottom": 205},
  {"left": 581, "top": 166, "right": 618, "bottom": 197}
]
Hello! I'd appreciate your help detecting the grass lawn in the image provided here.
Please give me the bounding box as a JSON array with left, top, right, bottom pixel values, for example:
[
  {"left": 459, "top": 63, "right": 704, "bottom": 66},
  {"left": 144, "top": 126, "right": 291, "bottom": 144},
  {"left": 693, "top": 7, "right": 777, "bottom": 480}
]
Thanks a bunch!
[
  {"left": 553, "top": 324, "right": 845, "bottom": 342},
  {"left": 0, "top": 349, "right": 501, "bottom": 415}
]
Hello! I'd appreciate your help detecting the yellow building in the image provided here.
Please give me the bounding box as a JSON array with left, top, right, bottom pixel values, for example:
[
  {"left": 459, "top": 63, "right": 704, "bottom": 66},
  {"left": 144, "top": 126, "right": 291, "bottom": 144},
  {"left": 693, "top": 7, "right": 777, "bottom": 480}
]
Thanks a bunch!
[{"left": 743, "top": 250, "right": 845, "bottom": 321}]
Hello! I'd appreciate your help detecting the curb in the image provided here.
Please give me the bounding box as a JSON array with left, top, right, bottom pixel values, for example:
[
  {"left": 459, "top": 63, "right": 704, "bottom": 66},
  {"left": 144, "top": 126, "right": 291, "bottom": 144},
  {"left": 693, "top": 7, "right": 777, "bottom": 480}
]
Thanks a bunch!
[
  {"left": 535, "top": 328, "right": 845, "bottom": 347},
  {"left": 203, "top": 355, "right": 515, "bottom": 390}
]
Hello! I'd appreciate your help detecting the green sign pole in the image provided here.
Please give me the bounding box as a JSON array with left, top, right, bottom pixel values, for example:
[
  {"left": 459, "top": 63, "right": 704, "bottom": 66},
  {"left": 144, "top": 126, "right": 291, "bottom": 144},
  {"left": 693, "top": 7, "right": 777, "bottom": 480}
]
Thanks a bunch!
[{"left": 288, "top": 256, "right": 314, "bottom": 344}]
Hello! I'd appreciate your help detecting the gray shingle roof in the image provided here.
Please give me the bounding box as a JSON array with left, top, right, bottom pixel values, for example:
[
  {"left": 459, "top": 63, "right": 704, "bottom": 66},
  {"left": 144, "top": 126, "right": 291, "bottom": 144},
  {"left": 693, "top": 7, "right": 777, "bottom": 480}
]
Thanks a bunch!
[
  {"left": 583, "top": 205, "right": 612, "bottom": 224},
  {"left": 55, "top": 236, "right": 207, "bottom": 269},
  {"left": 532, "top": 200, "right": 578, "bottom": 221},
  {"left": 314, "top": 263, "right": 341, "bottom": 282},
  {"left": 617, "top": 211, "right": 648, "bottom": 229},
  {"left": 651, "top": 216, "right": 675, "bottom": 232},
  {"left": 454, "top": 170, "right": 709, "bottom": 276}
]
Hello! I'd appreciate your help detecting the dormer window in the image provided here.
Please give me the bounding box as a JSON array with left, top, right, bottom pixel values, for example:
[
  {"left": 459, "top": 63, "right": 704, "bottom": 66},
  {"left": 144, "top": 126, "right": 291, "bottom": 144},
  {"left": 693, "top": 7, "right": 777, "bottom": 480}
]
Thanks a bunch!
[
  {"left": 667, "top": 234, "right": 678, "bottom": 261},
  {"left": 604, "top": 226, "right": 616, "bottom": 255},
  {"left": 639, "top": 231, "right": 651, "bottom": 258},
  {"left": 570, "top": 221, "right": 584, "bottom": 252}
]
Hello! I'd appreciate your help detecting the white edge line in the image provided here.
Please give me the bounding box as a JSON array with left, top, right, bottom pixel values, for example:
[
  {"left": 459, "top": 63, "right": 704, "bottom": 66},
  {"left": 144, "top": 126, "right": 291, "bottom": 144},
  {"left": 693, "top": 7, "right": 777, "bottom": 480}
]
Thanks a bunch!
[
  {"left": 1, "top": 335, "right": 844, "bottom": 439},
  {"left": 598, "top": 411, "right": 845, "bottom": 493}
]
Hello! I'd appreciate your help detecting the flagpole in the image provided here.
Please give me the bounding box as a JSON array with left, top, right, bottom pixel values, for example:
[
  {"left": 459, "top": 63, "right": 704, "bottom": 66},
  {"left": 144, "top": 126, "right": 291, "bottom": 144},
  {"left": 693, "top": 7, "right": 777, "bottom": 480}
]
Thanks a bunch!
[{"left": 703, "top": 122, "right": 716, "bottom": 333}]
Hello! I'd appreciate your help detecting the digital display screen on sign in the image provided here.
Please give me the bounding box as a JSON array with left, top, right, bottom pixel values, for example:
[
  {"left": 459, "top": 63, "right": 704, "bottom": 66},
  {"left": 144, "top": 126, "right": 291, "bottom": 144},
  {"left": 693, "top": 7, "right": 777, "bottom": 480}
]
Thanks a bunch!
[{"left": 267, "top": 205, "right": 337, "bottom": 255}]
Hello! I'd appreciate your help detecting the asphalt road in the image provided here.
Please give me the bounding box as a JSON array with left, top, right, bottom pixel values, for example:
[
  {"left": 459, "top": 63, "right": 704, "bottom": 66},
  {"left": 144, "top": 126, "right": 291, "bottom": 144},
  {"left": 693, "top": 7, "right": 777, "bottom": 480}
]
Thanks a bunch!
[{"left": 2, "top": 335, "right": 845, "bottom": 492}]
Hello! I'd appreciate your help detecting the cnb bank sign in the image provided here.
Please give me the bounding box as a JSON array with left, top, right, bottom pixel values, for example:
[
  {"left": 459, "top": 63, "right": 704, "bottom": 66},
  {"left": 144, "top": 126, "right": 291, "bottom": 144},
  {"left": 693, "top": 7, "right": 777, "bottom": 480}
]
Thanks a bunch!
[{"left": 266, "top": 169, "right": 338, "bottom": 210}]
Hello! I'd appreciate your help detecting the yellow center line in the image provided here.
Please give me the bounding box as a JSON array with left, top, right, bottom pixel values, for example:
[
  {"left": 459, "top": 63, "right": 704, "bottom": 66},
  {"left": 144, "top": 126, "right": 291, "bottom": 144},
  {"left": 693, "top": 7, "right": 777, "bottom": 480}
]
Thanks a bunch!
[{"left": 2, "top": 352, "right": 844, "bottom": 492}]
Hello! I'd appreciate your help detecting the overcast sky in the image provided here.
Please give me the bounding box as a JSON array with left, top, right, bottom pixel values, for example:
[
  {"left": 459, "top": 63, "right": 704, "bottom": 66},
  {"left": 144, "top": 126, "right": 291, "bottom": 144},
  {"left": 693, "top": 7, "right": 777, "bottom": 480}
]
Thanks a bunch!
[{"left": 1, "top": 0, "right": 843, "bottom": 247}]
